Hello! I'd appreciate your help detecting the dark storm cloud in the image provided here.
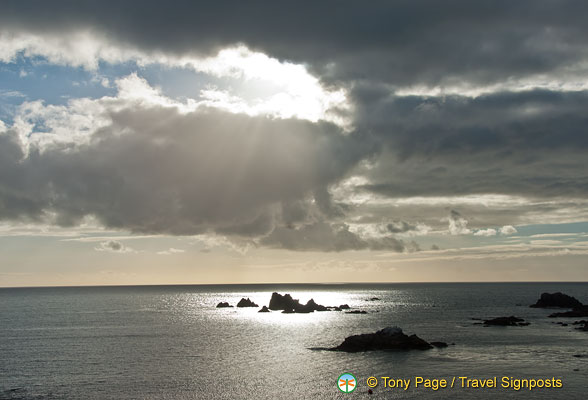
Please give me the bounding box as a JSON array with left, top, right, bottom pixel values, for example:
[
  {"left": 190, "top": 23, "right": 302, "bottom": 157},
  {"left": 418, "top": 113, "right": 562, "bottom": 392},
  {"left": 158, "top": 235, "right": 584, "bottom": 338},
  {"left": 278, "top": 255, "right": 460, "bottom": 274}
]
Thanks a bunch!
[
  {"left": 353, "top": 89, "right": 588, "bottom": 198},
  {"left": 2, "top": 1, "right": 588, "bottom": 86},
  {"left": 0, "top": 106, "right": 373, "bottom": 239}
]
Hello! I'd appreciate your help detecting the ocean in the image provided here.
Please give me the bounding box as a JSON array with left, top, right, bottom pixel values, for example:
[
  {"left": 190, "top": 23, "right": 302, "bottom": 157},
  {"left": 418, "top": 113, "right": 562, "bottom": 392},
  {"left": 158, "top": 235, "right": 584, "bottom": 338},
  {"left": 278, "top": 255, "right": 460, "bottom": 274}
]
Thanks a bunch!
[{"left": 1, "top": 283, "right": 587, "bottom": 399}]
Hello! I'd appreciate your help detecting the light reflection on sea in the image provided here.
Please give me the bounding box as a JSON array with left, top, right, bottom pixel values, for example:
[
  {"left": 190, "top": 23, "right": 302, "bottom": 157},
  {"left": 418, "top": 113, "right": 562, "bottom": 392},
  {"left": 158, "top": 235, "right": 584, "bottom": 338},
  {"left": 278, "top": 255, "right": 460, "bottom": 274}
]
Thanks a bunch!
[{"left": 0, "top": 283, "right": 587, "bottom": 399}]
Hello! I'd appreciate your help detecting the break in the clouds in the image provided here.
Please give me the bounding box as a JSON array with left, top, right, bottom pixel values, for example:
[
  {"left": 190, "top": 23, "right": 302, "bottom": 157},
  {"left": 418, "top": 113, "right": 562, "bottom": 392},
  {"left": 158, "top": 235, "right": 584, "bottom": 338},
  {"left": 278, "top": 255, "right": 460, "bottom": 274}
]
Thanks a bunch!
[{"left": 0, "top": 1, "right": 587, "bottom": 257}]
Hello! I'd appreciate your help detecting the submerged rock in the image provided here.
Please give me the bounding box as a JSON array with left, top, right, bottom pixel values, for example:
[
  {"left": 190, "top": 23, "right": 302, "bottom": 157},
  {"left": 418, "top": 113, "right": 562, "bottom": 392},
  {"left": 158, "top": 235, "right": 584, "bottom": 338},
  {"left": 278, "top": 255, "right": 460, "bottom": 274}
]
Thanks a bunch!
[
  {"left": 431, "top": 341, "right": 448, "bottom": 348},
  {"left": 549, "top": 305, "right": 588, "bottom": 318},
  {"left": 236, "top": 298, "right": 259, "bottom": 307},
  {"left": 216, "top": 302, "right": 233, "bottom": 308},
  {"left": 331, "top": 326, "right": 433, "bottom": 352},
  {"left": 482, "top": 316, "right": 529, "bottom": 326},
  {"left": 258, "top": 306, "right": 270, "bottom": 313},
  {"left": 530, "top": 292, "right": 583, "bottom": 309},
  {"left": 345, "top": 310, "right": 367, "bottom": 314}
]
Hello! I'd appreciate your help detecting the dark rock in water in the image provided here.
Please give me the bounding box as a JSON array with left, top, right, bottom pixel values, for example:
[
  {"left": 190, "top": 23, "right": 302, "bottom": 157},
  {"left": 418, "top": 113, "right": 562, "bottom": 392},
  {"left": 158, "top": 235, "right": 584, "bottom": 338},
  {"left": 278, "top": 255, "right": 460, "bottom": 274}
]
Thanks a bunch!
[
  {"left": 482, "top": 316, "right": 529, "bottom": 326},
  {"left": 574, "top": 321, "right": 588, "bottom": 331},
  {"left": 339, "top": 304, "right": 350, "bottom": 310},
  {"left": 300, "top": 299, "right": 328, "bottom": 312},
  {"left": 346, "top": 310, "right": 367, "bottom": 314},
  {"left": 236, "top": 298, "right": 258, "bottom": 307},
  {"left": 268, "top": 292, "right": 330, "bottom": 313},
  {"left": 331, "top": 326, "right": 433, "bottom": 352},
  {"left": 431, "top": 341, "right": 448, "bottom": 348},
  {"left": 258, "top": 306, "right": 270, "bottom": 313},
  {"left": 216, "top": 302, "right": 233, "bottom": 308},
  {"left": 530, "top": 292, "right": 583, "bottom": 309},
  {"left": 369, "top": 297, "right": 381, "bottom": 301},
  {"left": 549, "top": 305, "right": 588, "bottom": 318},
  {"left": 269, "top": 292, "right": 300, "bottom": 310},
  {"left": 333, "top": 307, "right": 342, "bottom": 311}
]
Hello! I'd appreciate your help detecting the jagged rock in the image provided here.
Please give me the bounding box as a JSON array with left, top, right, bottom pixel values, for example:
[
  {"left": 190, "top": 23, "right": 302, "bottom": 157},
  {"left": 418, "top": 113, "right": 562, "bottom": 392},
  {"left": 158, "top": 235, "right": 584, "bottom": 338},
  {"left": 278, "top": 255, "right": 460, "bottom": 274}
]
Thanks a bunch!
[
  {"left": 482, "top": 316, "right": 529, "bottom": 326},
  {"left": 258, "top": 306, "right": 270, "bottom": 312},
  {"left": 549, "top": 305, "right": 588, "bottom": 318},
  {"left": 269, "top": 292, "right": 301, "bottom": 310},
  {"left": 301, "top": 299, "right": 329, "bottom": 312},
  {"left": 431, "top": 341, "right": 448, "bottom": 348},
  {"left": 330, "top": 326, "right": 433, "bottom": 352},
  {"left": 346, "top": 310, "right": 367, "bottom": 314},
  {"left": 216, "top": 302, "right": 233, "bottom": 308},
  {"left": 530, "top": 292, "right": 583, "bottom": 309},
  {"left": 268, "top": 292, "right": 330, "bottom": 313},
  {"left": 236, "top": 298, "right": 258, "bottom": 307}
]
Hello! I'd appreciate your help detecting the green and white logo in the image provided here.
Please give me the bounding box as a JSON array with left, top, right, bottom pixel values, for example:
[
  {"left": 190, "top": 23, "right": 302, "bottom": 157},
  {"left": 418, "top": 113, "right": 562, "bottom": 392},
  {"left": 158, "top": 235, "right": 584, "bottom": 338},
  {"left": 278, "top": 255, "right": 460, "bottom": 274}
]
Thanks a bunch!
[{"left": 337, "top": 373, "right": 357, "bottom": 393}]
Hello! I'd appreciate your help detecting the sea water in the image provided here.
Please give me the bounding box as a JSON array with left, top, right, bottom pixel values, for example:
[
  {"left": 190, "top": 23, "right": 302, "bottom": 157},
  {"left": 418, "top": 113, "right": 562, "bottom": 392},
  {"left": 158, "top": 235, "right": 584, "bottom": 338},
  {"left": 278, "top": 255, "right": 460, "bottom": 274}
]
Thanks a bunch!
[{"left": 1, "top": 283, "right": 587, "bottom": 399}]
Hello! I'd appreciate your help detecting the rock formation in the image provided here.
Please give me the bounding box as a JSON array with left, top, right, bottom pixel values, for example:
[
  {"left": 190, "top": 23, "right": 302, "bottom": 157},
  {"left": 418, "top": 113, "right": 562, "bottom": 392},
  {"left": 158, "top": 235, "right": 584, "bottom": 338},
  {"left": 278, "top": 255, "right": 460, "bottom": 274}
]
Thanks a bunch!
[
  {"left": 530, "top": 292, "right": 583, "bottom": 309},
  {"left": 330, "top": 326, "right": 433, "bottom": 352},
  {"left": 236, "top": 298, "right": 258, "bottom": 307}
]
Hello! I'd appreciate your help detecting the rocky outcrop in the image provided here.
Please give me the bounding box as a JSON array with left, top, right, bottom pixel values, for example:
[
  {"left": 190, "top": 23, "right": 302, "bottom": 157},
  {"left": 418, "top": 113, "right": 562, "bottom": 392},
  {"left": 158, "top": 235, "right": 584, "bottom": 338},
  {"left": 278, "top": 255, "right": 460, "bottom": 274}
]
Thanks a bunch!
[
  {"left": 236, "top": 298, "right": 258, "bottom": 307},
  {"left": 216, "top": 302, "right": 233, "bottom": 308},
  {"left": 573, "top": 320, "right": 588, "bottom": 331},
  {"left": 269, "top": 292, "right": 300, "bottom": 310},
  {"left": 530, "top": 292, "right": 583, "bottom": 309},
  {"left": 431, "top": 341, "right": 448, "bottom": 348},
  {"left": 339, "top": 304, "right": 350, "bottom": 310},
  {"left": 330, "top": 326, "right": 433, "bottom": 352},
  {"left": 258, "top": 306, "right": 270, "bottom": 313},
  {"left": 268, "top": 292, "right": 330, "bottom": 313},
  {"left": 482, "top": 316, "right": 529, "bottom": 326},
  {"left": 345, "top": 310, "right": 367, "bottom": 314},
  {"left": 549, "top": 305, "right": 588, "bottom": 318}
]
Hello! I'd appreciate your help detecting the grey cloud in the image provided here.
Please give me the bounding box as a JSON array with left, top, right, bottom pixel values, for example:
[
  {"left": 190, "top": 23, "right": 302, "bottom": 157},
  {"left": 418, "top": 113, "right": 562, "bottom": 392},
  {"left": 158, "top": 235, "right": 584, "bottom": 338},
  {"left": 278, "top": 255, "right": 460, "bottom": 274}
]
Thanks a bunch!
[
  {"left": 0, "top": 105, "right": 371, "bottom": 236},
  {"left": 353, "top": 89, "right": 588, "bottom": 198},
  {"left": 387, "top": 220, "right": 417, "bottom": 233},
  {"left": 2, "top": 1, "right": 588, "bottom": 87},
  {"left": 95, "top": 240, "right": 133, "bottom": 253},
  {"left": 260, "top": 221, "right": 417, "bottom": 252}
]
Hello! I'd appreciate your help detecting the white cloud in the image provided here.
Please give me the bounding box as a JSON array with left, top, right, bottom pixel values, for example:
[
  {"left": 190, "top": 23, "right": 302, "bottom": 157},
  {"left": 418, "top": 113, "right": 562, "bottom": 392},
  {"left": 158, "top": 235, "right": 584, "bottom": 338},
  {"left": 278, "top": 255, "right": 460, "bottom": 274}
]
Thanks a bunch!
[
  {"left": 474, "top": 228, "right": 497, "bottom": 236},
  {"left": 0, "top": 31, "right": 349, "bottom": 126},
  {"left": 500, "top": 225, "right": 517, "bottom": 235},
  {"left": 448, "top": 210, "right": 471, "bottom": 235},
  {"left": 156, "top": 247, "right": 186, "bottom": 255}
]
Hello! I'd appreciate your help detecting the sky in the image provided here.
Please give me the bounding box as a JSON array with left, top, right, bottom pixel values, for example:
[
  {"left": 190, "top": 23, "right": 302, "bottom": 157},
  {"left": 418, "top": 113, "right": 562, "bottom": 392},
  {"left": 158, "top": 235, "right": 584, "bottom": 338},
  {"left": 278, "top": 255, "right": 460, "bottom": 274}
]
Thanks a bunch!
[{"left": 1, "top": 1, "right": 588, "bottom": 286}]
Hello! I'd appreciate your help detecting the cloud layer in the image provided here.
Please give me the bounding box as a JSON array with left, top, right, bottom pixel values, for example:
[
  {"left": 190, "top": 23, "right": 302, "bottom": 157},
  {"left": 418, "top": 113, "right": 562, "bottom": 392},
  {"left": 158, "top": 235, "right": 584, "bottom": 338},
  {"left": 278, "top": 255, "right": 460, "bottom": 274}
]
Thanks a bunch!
[{"left": 1, "top": 2, "right": 588, "bottom": 253}]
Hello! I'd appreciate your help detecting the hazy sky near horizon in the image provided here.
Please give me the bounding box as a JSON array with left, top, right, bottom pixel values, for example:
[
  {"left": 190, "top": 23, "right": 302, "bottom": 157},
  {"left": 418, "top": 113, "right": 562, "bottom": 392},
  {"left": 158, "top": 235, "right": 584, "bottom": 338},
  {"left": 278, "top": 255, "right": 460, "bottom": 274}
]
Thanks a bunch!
[{"left": 1, "top": 1, "right": 588, "bottom": 286}]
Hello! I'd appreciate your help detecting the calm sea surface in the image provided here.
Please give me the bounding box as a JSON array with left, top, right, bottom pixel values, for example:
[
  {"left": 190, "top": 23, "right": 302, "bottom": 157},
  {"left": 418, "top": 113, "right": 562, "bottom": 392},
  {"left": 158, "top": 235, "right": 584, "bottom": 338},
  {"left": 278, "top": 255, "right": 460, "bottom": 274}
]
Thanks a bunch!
[{"left": 1, "top": 283, "right": 587, "bottom": 399}]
